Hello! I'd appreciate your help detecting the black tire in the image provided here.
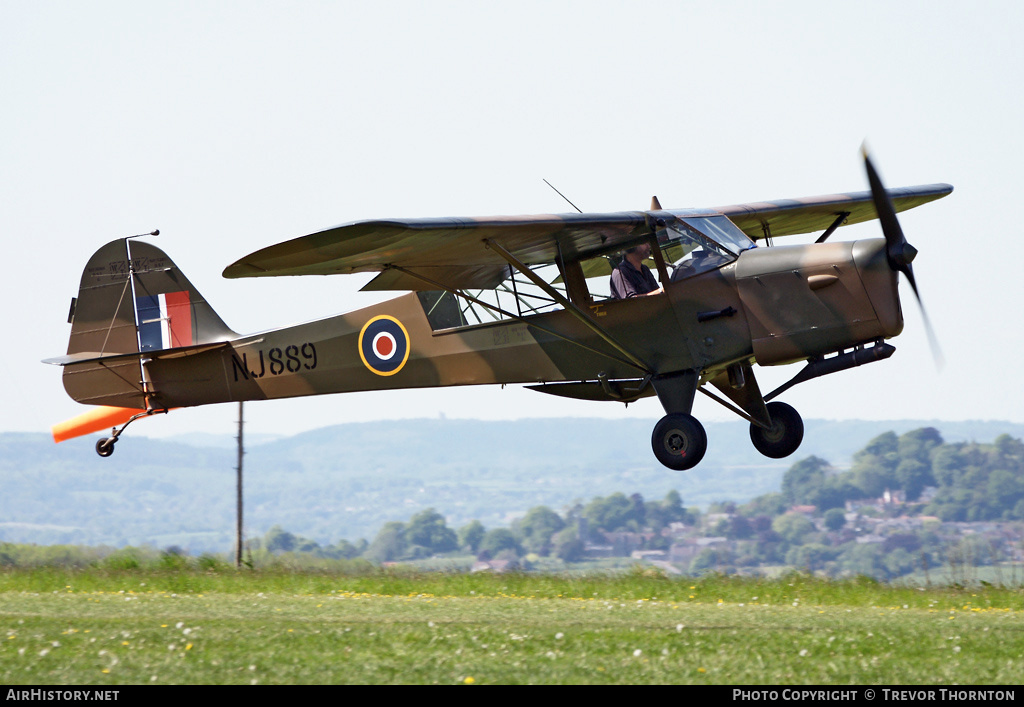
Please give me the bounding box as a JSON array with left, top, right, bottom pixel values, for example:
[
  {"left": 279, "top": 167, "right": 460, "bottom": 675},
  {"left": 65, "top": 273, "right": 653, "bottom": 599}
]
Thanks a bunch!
[
  {"left": 749, "top": 401, "right": 804, "bottom": 458},
  {"left": 651, "top": 414, "right": 707, "bottom": 470},
  {"left": 96, "top": 438, "right": 115, "bottom": 457}
]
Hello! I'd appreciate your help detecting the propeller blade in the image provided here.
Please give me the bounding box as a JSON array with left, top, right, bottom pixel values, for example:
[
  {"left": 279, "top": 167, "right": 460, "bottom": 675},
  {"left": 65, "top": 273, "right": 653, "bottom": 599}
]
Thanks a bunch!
[
  {"left": 863, "top": 147, "right": 915, "bottom": 271},
  {"left": 901, "top": 262, "right": 945, "bottom": 369},
  {"left": 862, "top": 146, "right": 943, "bottom": 368}
]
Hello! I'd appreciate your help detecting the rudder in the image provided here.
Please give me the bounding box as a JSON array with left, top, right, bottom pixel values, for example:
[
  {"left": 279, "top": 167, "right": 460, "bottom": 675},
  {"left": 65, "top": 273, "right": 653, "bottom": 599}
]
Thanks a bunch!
[{"left": 59, "top": 238, "right": 237, "bottom": 408}]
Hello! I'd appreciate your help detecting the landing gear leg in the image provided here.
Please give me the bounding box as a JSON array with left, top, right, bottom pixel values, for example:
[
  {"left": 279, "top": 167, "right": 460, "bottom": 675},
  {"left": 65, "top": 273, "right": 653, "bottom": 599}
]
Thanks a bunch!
[
  {"left": 93, "top": 408, "right": 169, "bottom": 458},
  {"left": 749, "top": 401, "right": 804, "bottom": 458},
  {"left": 650, "top": 370, "right": 707, "bottom": 470},
  {"left": 652, "top": 414, "right": 707, "bottom": 470}
]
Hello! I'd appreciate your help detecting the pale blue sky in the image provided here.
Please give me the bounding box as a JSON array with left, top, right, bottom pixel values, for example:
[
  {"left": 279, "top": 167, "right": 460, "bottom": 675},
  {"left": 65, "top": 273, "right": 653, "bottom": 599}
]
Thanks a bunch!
[{"left": 4, "top": 1, "right": 1022, "bottom": 440}]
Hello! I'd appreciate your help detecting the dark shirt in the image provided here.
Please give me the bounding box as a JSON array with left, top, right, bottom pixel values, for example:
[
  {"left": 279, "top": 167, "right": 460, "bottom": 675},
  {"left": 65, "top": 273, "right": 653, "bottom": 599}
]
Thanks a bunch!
[{"left": 610, "top": 260, "right": 659, "bottom": 299}]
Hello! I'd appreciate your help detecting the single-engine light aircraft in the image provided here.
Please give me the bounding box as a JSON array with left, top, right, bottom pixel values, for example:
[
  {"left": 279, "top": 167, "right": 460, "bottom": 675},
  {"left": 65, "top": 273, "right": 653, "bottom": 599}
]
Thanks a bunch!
[{"left": 46, "top": 153, "right": 951, "bottom": 469}]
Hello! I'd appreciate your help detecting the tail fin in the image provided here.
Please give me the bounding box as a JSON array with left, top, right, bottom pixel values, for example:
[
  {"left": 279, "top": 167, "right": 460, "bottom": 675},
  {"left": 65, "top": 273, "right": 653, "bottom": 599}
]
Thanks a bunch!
[
  {"left": 52, "top": 238, "right": 237, "bottom": 408},
  {"left": 67, "top": 238, "right": 235, "bottom": 357}
]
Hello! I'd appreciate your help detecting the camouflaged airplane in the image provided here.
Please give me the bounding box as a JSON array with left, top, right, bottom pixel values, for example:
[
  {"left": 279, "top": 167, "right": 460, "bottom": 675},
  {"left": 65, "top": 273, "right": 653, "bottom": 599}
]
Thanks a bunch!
[{"left": 47, "top": 152, "right": 951, "bottom": 469}]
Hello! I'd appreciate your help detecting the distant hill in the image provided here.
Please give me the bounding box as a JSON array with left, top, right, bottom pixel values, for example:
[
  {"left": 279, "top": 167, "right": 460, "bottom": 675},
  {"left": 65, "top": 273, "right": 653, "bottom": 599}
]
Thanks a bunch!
[{"left": 1, "top": 418, "right": 1021, "bottom": 554}]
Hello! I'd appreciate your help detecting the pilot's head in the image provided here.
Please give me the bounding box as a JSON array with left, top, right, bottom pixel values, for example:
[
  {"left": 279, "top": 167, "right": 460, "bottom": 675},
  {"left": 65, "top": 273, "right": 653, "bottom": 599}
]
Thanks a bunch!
[{"left": 626, "top": 243, "right": 652, "bottom": 259}]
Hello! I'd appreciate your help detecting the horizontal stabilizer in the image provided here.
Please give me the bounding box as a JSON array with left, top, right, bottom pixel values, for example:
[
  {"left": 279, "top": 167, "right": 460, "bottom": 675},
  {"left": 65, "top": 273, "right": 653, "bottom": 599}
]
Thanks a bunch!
[{"left": 44, "top": 342, "right": 231, "bottom": 367}]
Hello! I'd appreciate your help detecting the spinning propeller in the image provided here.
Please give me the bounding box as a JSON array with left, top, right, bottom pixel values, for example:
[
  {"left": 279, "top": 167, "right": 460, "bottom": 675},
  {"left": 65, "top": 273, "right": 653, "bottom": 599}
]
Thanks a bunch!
[{"left": 862, "top": 147, "right": 944, "bottom": 368}]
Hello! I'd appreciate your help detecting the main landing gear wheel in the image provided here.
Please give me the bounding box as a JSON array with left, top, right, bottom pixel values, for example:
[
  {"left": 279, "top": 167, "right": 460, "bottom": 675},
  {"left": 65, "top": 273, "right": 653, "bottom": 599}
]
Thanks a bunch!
[
  {"left": 652, "top": 414, "right": 707, "bottom": 470},
  {"left": 749, "top": 401, "right": 804, "bottom": 459},
  {"left": 95, "top": 437, "right": 116, "bottom": 457}
]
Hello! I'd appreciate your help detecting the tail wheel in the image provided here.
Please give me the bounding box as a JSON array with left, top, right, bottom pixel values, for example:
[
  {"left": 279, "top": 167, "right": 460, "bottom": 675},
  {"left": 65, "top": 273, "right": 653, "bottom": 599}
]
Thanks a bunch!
[
  {"left": 652, "top": 414, "right": 707, "bottom": 470},
  {"left": 95, "top": 438, "right": 116, "bottom": 457},
  {"left": 749, "top": 401, "right": 803, "bottom": 458}
]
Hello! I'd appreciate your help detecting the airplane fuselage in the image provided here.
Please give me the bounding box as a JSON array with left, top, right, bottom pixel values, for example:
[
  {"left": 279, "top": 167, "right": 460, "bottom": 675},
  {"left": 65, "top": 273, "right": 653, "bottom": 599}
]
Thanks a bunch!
[{"left": 68, "top": 238, "right": 901, "bottom": 412}]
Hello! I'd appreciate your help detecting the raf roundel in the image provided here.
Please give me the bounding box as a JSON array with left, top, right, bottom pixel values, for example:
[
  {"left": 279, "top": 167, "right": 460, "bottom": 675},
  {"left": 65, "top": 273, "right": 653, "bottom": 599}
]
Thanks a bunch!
[{"left": 358, "top": 315, "right": 410, "bottom": 376}]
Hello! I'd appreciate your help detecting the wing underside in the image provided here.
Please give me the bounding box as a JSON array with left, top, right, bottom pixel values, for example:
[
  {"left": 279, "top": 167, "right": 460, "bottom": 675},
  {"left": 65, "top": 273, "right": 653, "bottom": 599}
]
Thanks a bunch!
[
  {"left": 222, "top": 183, "right": 952, "bottom": 291},
  {"left": 716, "top": 183, "right": 953, "bottom": 240},
  {"left": 223, "top": 214, "right": 651, "bottom": 291}
]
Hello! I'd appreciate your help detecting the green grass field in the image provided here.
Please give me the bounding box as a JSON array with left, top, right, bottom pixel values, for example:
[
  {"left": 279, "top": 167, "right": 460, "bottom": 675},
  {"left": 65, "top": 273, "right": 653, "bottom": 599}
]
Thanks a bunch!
[{"left": 2, "top": 568, "right": 1022, "bottom": 684}]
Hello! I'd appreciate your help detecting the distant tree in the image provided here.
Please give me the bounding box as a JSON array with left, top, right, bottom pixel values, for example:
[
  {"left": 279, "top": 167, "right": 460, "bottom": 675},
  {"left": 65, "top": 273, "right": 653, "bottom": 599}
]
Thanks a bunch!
[
  {"left": 782, "top": 456, "right": 830, "bottom": 506},
  {"left": 1014, "top": 499, "right": 1024, "bottom": 519},
  {"left": 986, "top": 470, "right": 1024, "bottom": 518},
  {"left": 646, "top": 490, "right": 694, "bottom": 529},
  {"left": 584, "top": 493, "right": 640, "bottom": 534},
  {"left": 863, "top": 431, "right": 900, "bottom": 458},
  {"left": 897, "top": 428, "right": 943, "bottom": 466},
  {"left": 265, "top": 525, "right": 298, "bottom": 554},
  {"left": 925, "top": 487, "right": 973, "bottom": 522},
  {"left": 159, "top": 547, "right": 189, "bottom": 570},
  {"left": 690, "top": 547, "right": 732, "bottom": 574},
  {"left": 771, "top": 513, "right": 815, "bottom": 545},
  {"left": 837, "top": 542, "right": 886, "bottom": 579},
  {"left": 551, "top": 526, "right": 584, "bottom": 563},
  {"left": 479, "top": 528, "right": 521, "bottom": 558},
  {"left": 883, "top": 533, "right": 922, "bottom": 554},
  {"left": 663, "top": 489, "right": 684, "bottom": 515},
  {"left": 295, "top": 537, "right": 320, "bottom": 553},
  {"left": 785, "top": 543, "right": 836, "bottom": 572},
  {"left": 994, "top": 434, "right": 1024, "bottom": 461},
  {"left": 708, "top": 517, "right": 731, "bottom": 537},
  {"left": 742, "top": 493, "right": 787, "bottom": 518},
  {"left": 850, "top": 432, "right": 899, "bottom": 498},
  {"left": 405, "top": 508, "right": 457, "bottom": 554},
  {"left": 918, "top": 436, "right": 1024, "bottom": 521},
  {"left": 882, "top": 548, "right": 917, "bottom": 579},
  {"left": 895, "top": 459, "right": 932, "bottom": 501},
  {"left": 628, "top": 493, "right": 647, "bottom": 529},
  {"left": 515, "top": 506, "right": 565, "bottom": 555},
  {"left": 931, "top": 445, "right": 966, "bottom": 487},
  {"left": 751, "top": 528, "right": 786, "bottom": 564},
  {"left": 321, "top": 539, "right": 361, "bottom": 560},
  {"left": 823, "top": 508, "right": 846, "bottom": 532},
  {"left": 365, "top": 521, "right": 407, "bottom": 563},
  {"left": 707, "top": 501, "right": 738, "bottom": 514},
  {"left": 458, "top": 520, "right": 486, "bottom": 553},
  {"left": 726, "top": 515, "right": 754, "bottom": 540},
  {"left": 647, "top": 533, "right": 670, "bottom": 551},
  {"left": 811, "top": 477, "right": 860, "bottom": 511}
]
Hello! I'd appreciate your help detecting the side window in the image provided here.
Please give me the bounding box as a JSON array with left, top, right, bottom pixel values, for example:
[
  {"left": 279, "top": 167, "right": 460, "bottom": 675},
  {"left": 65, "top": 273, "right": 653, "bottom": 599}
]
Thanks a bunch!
[
  {"left": 416, "top": 262, "right": 569, "bottom": 332},
  {"left": 417, "top": 291, "right": 468, "bottom": 329}
]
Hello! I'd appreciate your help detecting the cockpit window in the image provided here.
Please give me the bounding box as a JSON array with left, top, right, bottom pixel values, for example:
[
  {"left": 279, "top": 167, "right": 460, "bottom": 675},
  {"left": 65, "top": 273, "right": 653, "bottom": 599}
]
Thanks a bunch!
[
  {"left": 661, "top": 215, "right": 755, "bottom": 281},
  {"left": 684, "top": 216, "right": 756, "bottom": 255}
]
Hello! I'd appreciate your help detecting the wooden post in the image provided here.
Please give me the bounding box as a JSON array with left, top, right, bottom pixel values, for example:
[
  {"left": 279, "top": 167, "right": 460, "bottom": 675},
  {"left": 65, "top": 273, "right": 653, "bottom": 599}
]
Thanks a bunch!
[{"left": 235, "top": 401, "right": 244, "bottom": 569}]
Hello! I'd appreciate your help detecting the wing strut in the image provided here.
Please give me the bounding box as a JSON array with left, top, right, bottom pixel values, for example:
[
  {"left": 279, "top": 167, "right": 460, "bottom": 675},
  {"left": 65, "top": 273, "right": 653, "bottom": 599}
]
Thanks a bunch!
[
  {"left": 483, "top": 239, "right": 653, "bottom": 374},
  {"left": 386, "top": 265, "right": 649, "bottom": 373},
  {"left": 815, "top": 212, "right": 851, "bottom": 244}
]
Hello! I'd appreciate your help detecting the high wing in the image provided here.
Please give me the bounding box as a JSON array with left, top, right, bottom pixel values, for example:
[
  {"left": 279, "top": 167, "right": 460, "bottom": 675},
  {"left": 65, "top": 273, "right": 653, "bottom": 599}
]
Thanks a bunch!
[
  {"left": 716, "top": 183, "right": 953, "bottom": 240},
  {"left": 223, "top": 213, "right": 651, "bottom": 291},
  {"left": 223, "top": 183, "right": 952, "bottom": 291}
]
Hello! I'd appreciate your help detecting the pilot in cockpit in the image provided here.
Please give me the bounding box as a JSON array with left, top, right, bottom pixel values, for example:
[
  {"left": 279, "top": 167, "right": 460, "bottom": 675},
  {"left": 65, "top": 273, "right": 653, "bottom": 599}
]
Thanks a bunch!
[{"left": 610, "top": 243, "right": 664, "bottom": 299}]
